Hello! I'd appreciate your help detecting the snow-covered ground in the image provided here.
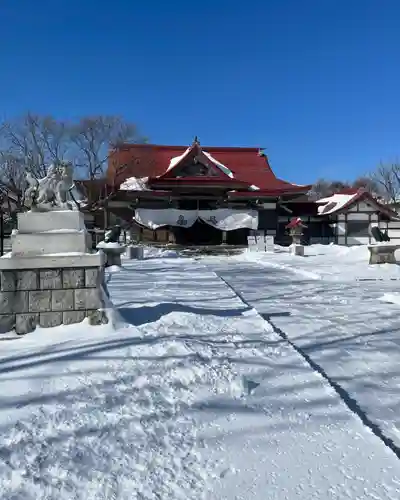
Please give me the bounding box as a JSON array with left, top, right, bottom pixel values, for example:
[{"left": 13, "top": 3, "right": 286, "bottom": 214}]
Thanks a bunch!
[
  {"left": 234, "top": 244, "right": 400, "bottom": 451},
  {"left": 1, "top": 246, "right": 400, "bottom": 498},
  {"left": 245, "top": 243, "right": 400, "bottom": 281}
]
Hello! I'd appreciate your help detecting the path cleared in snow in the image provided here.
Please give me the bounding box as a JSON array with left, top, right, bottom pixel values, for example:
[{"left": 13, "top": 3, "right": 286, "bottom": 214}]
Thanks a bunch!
[
  {"left": 207, "top": 255, "right": 400, "bottom": 460},
  {"left": 0, "top": 255, "right": 399, "bottom": 498}
]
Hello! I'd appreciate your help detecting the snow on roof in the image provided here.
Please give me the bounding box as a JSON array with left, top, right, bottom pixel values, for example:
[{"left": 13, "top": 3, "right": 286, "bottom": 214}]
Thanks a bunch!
[
  {"left": 317, "top": 193, "right": 357, "bottom": 215},
  {"left": 167, "top": 148, "right": 191, "bottom": 172},
  {"left": 164, "top": 147, "right": 234, "bottom": 178},
  {"left": 202, "top": 151, "right": 234, "bottom": 178},
  {"left": 119, "top": 176, "right": 149, "bottom": 191},
  {"left": 109, "top": 143, "right": 312, "bottom": 194}
]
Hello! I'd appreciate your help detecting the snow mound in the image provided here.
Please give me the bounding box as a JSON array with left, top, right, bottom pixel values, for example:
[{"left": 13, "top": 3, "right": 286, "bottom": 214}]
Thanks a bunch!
[
  {"left": 239, "top": 243, "right": 400, "bottom": 281},
  {"left": 97, "top": 241, "right": 124, "bottom": 249},
  {"left": 378, "top": 293, "right": 400, "bottom": 305},
  {"left": 143, "top": 247, "right": 180, "bottom": 259},
  {"left": 106, "top": 264, "right": 122, "bottom": 273}
]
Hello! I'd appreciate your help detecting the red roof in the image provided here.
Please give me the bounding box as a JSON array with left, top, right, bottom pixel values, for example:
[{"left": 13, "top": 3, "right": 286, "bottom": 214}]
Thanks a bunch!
[{"left": 108, "top": 142, "right": 310, "bottom": 195}]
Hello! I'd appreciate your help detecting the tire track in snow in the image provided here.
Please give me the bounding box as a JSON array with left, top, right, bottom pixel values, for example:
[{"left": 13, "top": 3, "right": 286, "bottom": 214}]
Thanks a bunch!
[{"left": 213, "top": 268, "right": 400, "bottom": 462}]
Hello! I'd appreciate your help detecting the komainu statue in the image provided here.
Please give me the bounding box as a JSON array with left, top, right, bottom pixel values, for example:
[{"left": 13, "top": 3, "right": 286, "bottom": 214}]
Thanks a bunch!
[{"left": 24, "top": 162, "right": 83, "bottom": 211}]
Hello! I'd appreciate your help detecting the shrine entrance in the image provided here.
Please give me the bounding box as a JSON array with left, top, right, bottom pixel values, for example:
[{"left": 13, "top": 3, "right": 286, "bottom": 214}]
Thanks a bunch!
[{"left": 172, "top": 219, "right": 223, "bottom": 246}]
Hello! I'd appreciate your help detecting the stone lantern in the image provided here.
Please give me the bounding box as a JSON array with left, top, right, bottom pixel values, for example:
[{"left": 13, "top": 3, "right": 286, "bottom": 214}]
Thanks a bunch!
[{"left": 285, "top": 217, "right": 307, "bottom": 255}]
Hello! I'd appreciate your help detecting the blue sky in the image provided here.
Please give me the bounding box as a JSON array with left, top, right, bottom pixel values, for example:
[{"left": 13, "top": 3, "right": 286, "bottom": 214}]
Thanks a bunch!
[{"left": 1, "top": 0, "right": 400, "bottom": 184}]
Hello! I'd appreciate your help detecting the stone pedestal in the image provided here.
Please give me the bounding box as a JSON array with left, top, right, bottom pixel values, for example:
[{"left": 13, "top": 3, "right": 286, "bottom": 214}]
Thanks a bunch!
[
  {"left": 368, "top": 244, "right": 400, "bottom": 264},
  {"left": 96, "top": 242, "right": 126, "bottom": 267},
  {"left": 0, "top": 211, "right": 107, "bottom": 334},
  {"left": 290, "top": 228, "right": 303, "bottom": 246},
  {"left": 290, "top": 244, "right": 305, "bottom": 256}
]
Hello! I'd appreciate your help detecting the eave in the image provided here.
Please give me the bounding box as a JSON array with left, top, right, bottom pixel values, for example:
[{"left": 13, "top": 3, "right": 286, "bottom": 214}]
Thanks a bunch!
[
  {"left": 228, "top": 187, "right": 311, "bottom": 199},
  {"left": 147, "top": 176, "right": 250, "bottom": 191}
]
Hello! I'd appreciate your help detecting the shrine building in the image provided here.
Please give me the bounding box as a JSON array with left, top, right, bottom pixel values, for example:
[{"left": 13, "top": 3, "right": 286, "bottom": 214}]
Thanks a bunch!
[{"left": 97, "top": 137, "right": 312, "bottom": 245}]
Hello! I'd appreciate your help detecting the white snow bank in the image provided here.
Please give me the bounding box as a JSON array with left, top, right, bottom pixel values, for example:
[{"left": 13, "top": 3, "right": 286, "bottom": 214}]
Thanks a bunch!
[
  {"left": 143, "top": 246, "right": 180, "bottom": 259},
  {"left": 97, "top": 240, "right": 124, "bottom": 249},
  {"left": 106, "top": 264, "right": 122, "bottom": 273},
  {"left": 244, "top": 251, "right": 322, "bottom": 280},
  {"left": 379, "top": 293, "right": 400, "bottom": 305},
  {"left": 119, "top": 176, "right": 149, "bottom": 191},
  {"left": 240, "top": 243, "right": 400, "bottom": 281}
]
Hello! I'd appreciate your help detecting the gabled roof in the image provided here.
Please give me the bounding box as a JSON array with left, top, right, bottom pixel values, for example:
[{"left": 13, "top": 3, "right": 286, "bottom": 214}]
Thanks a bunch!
[
  {"left": 158, "top": 138, "right": 235, "bottom": 180},
  {"left": 107, "top": 139, "right": 311, "bottom": 195},
  {"left": 317, "top": 188, "right": 399, "bottom": 219}
]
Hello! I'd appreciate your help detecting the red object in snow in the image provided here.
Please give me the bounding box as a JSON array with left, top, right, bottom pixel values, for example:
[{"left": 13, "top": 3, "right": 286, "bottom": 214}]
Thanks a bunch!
[{"left": 285, "top": 217, "right": 306, "bottom": 229}]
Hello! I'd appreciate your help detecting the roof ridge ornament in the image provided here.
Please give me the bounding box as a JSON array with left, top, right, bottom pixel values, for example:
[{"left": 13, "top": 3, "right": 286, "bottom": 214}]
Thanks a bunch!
[
  {"left": 193, "top": 136, "right": 200, "bottom": 146},
  {"left": 258, "top": 148, "right": 266, "bottom": 157}
]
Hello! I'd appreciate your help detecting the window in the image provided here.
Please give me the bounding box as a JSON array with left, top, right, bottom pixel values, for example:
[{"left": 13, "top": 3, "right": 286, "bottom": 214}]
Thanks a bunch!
[{"left": 346, "top": 220, "right": 370, "bottom": 236}]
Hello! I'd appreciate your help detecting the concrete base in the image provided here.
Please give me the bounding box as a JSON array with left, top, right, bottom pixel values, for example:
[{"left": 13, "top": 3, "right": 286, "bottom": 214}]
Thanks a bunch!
[
  {"left": 99, "top": 246, "right": 126, "bottom": 267},
  {"left": 290, "top": 244, "right": 304, "bottom": 256},
  {"left": 18, "top": 210, "right": 86, "bottom": 233},
  {"left": 12, "top": 211, "right": 91, "bottom": 257},
  {"left": 0, "top": 252, "right": 104, "bottom": 270},
  {"left": 12, "top": 231, "right": 89, "bottom": 256},
  {"left": 368, "top": 244, "right": 400, "bottom": 264}
]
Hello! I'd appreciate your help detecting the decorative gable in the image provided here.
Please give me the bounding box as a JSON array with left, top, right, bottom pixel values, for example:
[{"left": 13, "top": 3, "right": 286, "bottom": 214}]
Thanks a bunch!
[
  {"left": 162, "top": 137, "right": 234, "bottom": 179},
  {"left": 173, "top": 156, "right": 221, "bottom": 178}
]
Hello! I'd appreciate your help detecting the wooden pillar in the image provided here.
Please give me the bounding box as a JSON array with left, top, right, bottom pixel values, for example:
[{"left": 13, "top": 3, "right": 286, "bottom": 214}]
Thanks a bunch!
[{"left": 103, "top": 203, "right": 109, "bottom": 229}]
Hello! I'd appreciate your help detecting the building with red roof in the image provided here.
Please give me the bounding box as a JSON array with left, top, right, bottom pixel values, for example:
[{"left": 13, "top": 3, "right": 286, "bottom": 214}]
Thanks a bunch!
[
  {"left": 102, "top": 137, "right": 311, "bottom": 245},
  {"left": 77, "top": 139, "right": 400, "bottom": 247}
]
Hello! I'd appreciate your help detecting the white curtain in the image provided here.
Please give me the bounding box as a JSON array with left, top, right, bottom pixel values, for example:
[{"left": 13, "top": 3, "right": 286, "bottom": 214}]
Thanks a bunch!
[
  {"left": 199, "top": 209, "right": 258, "bottom": 231},
  {"left": 134, "top": 209, "right": 198, "bottom": 229},
  {"left": 134, "top": 208, "right": 258, "bottom": 231}
]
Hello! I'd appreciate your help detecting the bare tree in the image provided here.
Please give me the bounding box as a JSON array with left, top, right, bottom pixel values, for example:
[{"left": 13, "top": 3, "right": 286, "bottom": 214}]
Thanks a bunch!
[
  {"left": 308, "top": 178, "right": 350, "bottom": 200},
  {"left": 0, "top": 113, "right": 145, "bottom": 212},
  {"left": 309, "top": 176, "right": 385, "bottom": 201},
  {"left": 370, "top": 162, "right": 400, "bottom": 203},
  {"left": 70, "top": 115, "right": 144, "bottom": 180},
  {"left": 0, "top": 113, "right": 69, "bottom": 179},
  {"left": 329, "top": 180, "right": 350, "bottom": 193},
  {"left": 308, "top": 178, "right": 331, "bottom": 200},
  {"left": 353, "top": 176, "right": 382, "bottom": 197},
  {"left": 0, "top": 153, "right": 26, "bottom": 210}
]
